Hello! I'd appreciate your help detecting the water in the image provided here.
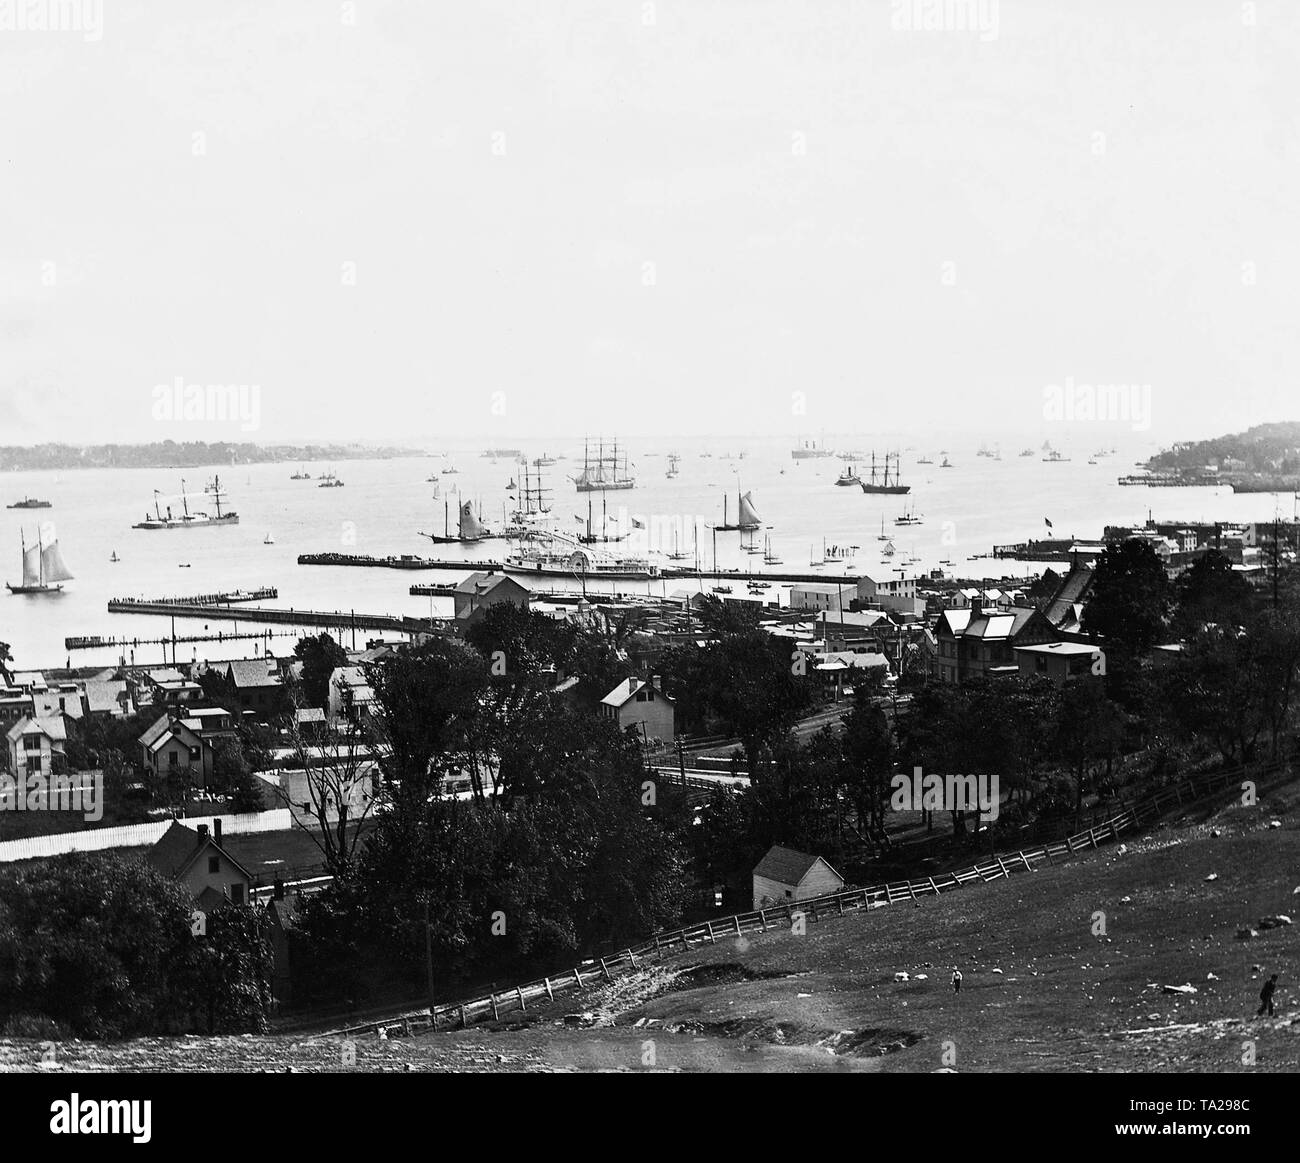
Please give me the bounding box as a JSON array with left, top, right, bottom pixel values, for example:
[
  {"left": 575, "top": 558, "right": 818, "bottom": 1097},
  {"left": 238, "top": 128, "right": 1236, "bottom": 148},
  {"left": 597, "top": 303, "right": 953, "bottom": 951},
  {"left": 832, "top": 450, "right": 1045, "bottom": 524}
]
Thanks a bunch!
[{"left": 2, "top": 438, "right": 1291, "bottom": 670}]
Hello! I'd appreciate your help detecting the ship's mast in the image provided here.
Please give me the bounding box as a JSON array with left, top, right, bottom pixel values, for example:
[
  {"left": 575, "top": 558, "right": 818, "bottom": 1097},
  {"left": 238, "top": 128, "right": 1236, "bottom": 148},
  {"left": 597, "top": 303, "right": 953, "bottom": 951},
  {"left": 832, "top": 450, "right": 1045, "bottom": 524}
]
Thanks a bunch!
[{"left": 181, "top": 480, "right": 190, "bottom": 519}]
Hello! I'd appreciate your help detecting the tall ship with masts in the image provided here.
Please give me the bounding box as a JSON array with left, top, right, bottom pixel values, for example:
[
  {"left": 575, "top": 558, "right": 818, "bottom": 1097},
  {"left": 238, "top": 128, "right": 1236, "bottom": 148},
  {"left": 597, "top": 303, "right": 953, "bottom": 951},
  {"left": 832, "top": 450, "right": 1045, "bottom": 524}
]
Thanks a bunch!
[
  {"left": 132, "top": 476, "right": 239, "bottom": 529},
  {"left": 421, "top": 498, "right": 496, "bottom": 544},
  {"left": 573, "top": 437, "right": 635, "bottom": 492},
  {"left": 7, "top": 526, "right": 74, "bottom": 594},
  {"left": 858, "top": 452, "right": 910, "bottom": 495}
]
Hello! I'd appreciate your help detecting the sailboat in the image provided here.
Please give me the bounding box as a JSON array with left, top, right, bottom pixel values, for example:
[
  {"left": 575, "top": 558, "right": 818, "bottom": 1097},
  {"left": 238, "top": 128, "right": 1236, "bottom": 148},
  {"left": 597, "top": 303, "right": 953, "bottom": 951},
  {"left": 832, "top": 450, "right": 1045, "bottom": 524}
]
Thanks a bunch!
[
  {"left": 421, "top": 498, "right": 495, "bottom": 544},
  {"left": 665, "top": 453, "right": 680, "bottom": 479},
  {"left": 894, "top": 503, "right": 923, "bottom": 526},
  {"left": 7, "top": 527, "right": 74, "bottom": 594},
  {"left": 110, "top": 550, "right": 120, "bottom": 563},
  {"left": 877, "top": 516, "right": 890, "bottom": 542},
  {"left": 290, "top": 466, "right": 311, "bottom": 480},
  {"left": 763, "top": 535, "right": 783, "bottom": 565},
  {"left": 715, "top": 489, "right": 762, "bottom": 531},
  {"left": 880, "top": 540, "right": 896, "bottom": 558},
  {"left": 264, "top": 532, "right": 275, "bottom": 545}
]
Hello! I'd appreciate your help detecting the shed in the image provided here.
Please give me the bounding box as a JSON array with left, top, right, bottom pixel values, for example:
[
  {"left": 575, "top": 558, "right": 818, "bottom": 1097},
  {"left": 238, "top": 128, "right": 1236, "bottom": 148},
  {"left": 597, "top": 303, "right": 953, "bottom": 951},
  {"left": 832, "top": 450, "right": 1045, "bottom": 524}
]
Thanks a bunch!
[{"left": 752, "top": 845, "right": 845, "bottom": 911}]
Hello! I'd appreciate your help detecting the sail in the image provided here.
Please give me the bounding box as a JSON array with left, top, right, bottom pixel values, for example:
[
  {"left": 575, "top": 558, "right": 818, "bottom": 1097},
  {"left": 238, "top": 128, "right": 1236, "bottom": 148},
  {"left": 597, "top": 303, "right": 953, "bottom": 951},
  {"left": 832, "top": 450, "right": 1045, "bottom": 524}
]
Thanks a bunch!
[
  {"left": 41, "top": 539, "right": 74, "bottom": 582},
  {"left": 738, "top": 491, "right": 761, "bottom": 526},
  {"left": 459, "top": 501, "right": 488, "bottom": 540},
  {"left": 22, "top": 541, "right": 41, "bottom": 587}
]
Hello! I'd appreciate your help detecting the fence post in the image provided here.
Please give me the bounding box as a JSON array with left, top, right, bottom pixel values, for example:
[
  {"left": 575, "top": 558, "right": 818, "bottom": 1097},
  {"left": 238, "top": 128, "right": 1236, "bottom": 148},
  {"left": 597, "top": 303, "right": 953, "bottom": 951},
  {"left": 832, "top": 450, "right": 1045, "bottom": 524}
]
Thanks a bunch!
[
  {"left": 1020, "top": 852, "right": 1032, "bottom": 872},
  {"left": 1064, "top": 836, "right": 1074, "bottom": 854},
  {"left": 995, "top": 855, "right": 1009, "bottom": 878},
  {"left": 573, "top": 967, "right": 584, "bottom": 988},
  {"left": 490, "top": 994, "right": 499, "bottom": 1021},
  {"left": 600, "top": 958, "right": 613, "bottom": 982},
  {"left": 459, "top": 1005, "right": 467, "bottom": 1029},
  {"left": 759, "top": 908, "right": 768, "bottom": 932},
  {"left": 705, "top": 922, "right": 716, "bottom": 944},
  {"left": 627, "top": 948, "right": 639, "bottom": 969},
  {"left": 544, "top": 977, "right": 554, "bottom": 1003},
  {"left": 836, "top": 895, "right": 845, "bottom": 916},
  {"left": 928, "top": 876, "right": 939, "bottom": 894}
]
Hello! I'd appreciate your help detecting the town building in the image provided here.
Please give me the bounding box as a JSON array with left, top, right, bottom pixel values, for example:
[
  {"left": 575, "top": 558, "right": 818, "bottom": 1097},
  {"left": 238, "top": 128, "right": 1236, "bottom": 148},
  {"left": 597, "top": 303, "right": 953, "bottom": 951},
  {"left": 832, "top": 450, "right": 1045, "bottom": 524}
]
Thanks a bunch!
[
  {"left": 139, "top": 713, "right": 214, "bottom": 788},
  {"left": 789, "top": 582, "right": 856, "bottom": 614},
  {"left": 930, "top": 602, "right": 1057, "bottom": 684},
  {"left": 223, "top": 658, "right": 285, "bottom": 718},
  {"left": 1013, "top": 642, "right": 1099, "bottom": 684},
  {"left": 5, "top": 714, "right": 68, "bottom": 778},
  {"left": 146, "top": 820, "right": 253, "bottom": 907},
  {"left": 599, "top": 675, "right": 675, "bottom": 746},
  {"left": 328, "top": 665, "right": 376, "bottom": 725},
  {"left": 453, "top": 571, "right": 530, "bottom": 623}
]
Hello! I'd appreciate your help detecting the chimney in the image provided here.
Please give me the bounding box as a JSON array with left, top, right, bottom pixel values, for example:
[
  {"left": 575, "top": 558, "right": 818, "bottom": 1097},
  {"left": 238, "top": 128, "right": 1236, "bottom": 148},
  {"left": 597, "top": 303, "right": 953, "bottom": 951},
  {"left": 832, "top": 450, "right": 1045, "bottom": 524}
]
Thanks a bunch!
[
  {"left": 213, "top": 818, "right": 222, "bottom": 846},
  {"left": 273, "top": 875, "right": 285, "bottom": 900},
  {"left": 197, "top": 824, "right": 209, "bottom": 840}
]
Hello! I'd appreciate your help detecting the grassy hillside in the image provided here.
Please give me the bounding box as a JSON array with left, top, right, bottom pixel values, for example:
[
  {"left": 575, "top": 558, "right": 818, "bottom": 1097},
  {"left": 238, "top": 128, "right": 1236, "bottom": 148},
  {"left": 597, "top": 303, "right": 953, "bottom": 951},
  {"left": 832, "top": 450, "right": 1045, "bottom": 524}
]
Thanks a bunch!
[{"left": 2, "top": 780, "right": 1295, "bottom": 1073}]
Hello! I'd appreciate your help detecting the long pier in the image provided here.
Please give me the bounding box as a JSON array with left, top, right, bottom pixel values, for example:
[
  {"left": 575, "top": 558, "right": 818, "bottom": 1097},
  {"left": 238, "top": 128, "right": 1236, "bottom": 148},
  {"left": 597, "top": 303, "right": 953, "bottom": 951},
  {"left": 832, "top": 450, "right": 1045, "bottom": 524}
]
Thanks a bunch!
[
  {"left": 66, "top": 628, "right": 300, "bottom": 652},
  {"left": 300, "top": 551, "right": 861, "bottom": 586},
  {"left": 105, "top": 599, "right": 423, "bottom": 634},
  {"left": 108, "top": 586, "right": 278, "bottom": 607}
]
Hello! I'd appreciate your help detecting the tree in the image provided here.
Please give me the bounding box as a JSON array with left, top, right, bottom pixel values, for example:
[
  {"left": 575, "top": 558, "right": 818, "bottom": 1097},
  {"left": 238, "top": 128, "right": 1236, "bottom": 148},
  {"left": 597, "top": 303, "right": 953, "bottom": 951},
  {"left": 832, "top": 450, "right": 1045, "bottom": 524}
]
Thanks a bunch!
[
  {"left": 1083, "top": 538, "right": 1174, "bottom": 659},
  {"left": 0, "top": 641, "right": 12, "bottom": 686},
  {"left": 0, "top": 853, "right": 269, "bottom": 1037},
  {"left": 1174, "top": 548, "right": 1254, "bottom": 636},
  {"left": 1051, "top": 678, "right": 1126, "bottom": 818},
  {"left": 211, "top": 738, "right": 264, "bottom": 813},
  {"left": 293, "top": 633, "right": 350, "bottom": 712},
  {"left": 1160, "top": 627, "right": 1270, "bottom": 765},
  {"left": 839, "top": 687, "right": 893, "bottom": 832}
]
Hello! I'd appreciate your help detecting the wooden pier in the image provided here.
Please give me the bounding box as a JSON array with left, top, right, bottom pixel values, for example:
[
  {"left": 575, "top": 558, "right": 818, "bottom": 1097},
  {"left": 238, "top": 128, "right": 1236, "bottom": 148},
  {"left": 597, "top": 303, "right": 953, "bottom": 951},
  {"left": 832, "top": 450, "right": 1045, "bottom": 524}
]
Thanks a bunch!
[
  {"left": 105, "top": 599, "right": 434, "bottom": 635},
  {"left": 108, "top": 586, "right": 278, "bottom": 607}
]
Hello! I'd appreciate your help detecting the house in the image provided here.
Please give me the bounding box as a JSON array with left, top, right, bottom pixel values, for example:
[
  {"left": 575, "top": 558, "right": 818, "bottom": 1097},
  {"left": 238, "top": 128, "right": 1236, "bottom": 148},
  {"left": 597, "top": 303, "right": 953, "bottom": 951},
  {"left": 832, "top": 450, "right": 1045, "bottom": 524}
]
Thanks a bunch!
[
  {"left": 453, "top": 571, "right": 530, "bottom": 622},
  {"left": 179, "top": 706, "right": 239, "bottom": 742},
  {"left": 930, "top": 602, "right": 1057, "bottom": 684},
  {"left": 856, "top": 574, "right": 925, "bottom": 616},
  {"left": 1042, "top": 561, "right": 1095, "bottom": 634},
  {"left": 5, "top": 715, "right": 68, "bottom": 779},
  {"left": 146, "top": 819, "right": 253, "bottom": 907},
  {"left": 752, "top": 845, "right": 845, "bottom": 911},
  {"left": 0, "top": 686, "right": 34, "bottom": 734},
  {"left": 135, "top": 666, "right": 204, "bottom": 710},
  {"left": 789, "top": 582, "right": 856, "bottom": 614},
  {"left": 328, "top": 665, "right": 376, "bottom": 725},
  {"left": 1013, "top": 642, "right": 1099, "bottom": 684},
  {"left": 292, "top": 705, "right": 328, "bottom": 741},
  {"left": 33, "top": 683, "right": 85, "bottom": 722},
  {"left": 82, "top": 679, "right": 135, "bottom": 720},
  {"left": 599, "top": 675, "right": 675, "bottom": 746},
  {"left": 224, "top": 659, "right": 285, "bottom": 718},
  {"left": 139, "top": 713, "right": 214, "bottom": 788}
]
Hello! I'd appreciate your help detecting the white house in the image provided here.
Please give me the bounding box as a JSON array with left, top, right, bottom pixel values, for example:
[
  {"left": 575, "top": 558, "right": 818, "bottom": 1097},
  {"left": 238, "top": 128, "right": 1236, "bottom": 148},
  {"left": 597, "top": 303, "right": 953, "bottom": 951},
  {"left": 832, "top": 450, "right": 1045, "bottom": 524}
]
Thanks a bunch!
[
  {"left": 5, "top": 715, "right": 68, "bottom": 779},
  {"left": 752, "top": 845, "right": 845, "bottom": 911}
]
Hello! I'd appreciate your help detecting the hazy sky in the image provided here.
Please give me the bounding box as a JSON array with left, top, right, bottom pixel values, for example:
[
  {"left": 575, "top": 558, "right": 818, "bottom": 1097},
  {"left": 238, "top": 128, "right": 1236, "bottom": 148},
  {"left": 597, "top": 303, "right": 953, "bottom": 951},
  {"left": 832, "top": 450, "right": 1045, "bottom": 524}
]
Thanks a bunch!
[{"left": 2, "top": 0, "right": 1297, "bottom": 448}]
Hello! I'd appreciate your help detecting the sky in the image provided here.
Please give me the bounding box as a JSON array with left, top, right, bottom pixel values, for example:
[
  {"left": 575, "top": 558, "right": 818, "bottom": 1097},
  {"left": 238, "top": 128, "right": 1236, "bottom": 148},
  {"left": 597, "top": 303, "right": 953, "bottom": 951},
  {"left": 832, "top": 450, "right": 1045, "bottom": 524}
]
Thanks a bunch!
[{"left": 2, "top": 0, "right": 1298, "bottom": 449}]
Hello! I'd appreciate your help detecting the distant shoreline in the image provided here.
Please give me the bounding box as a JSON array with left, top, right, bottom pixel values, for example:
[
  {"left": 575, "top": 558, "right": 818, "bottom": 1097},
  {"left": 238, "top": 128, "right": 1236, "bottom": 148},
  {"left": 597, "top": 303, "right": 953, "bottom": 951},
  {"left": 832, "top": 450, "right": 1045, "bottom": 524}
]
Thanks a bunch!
[{"left": 0, "top": 442, "right": 427, "bottom": 472}]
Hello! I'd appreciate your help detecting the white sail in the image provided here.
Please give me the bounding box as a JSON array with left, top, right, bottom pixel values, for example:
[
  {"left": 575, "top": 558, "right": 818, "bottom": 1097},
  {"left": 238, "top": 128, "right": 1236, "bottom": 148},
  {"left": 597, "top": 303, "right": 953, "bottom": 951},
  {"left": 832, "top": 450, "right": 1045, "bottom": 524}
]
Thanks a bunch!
[
  {"left": 738, "top": 491, "right": 761, "bottom": 526},
  {"left": 41, "top": 539, "right": 74, "bottom": 582},
  {"left": 21, "top": 540, "right": 41, "bottom": 587},
  {"left": 459, "top": 501, "right": 488, "bottom": 540}
]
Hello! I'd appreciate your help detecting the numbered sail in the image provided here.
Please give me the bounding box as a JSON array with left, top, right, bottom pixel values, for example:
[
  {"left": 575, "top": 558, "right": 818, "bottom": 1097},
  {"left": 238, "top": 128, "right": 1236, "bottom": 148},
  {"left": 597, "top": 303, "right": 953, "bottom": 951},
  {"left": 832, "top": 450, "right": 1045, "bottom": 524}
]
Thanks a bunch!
[
  {"left": 41, "top": 539, "right": 74, "bottom": 582},
  {"left": 738, "top": 491, "right": 761, "bottom": 526},
  {"left": 459, "top": 501, "right": 488, "bottom": 540}
]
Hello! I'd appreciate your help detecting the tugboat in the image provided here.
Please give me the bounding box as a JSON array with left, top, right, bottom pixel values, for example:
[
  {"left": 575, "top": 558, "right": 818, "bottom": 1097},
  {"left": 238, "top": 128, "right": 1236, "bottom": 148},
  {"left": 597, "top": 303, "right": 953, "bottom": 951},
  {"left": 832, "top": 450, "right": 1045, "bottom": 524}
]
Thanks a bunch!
[{"left": 835, "top": 462, "right": 862, "bottom": 486}]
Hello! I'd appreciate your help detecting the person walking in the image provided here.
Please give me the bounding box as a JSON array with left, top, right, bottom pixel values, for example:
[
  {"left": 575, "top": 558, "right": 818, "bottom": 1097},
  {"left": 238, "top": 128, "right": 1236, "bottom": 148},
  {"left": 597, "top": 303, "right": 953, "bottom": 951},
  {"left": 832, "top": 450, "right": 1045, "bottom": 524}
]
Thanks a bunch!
[
  {"left": 1257, "top": 974, "right": 1278, "bottom": 1017},
  {"left": 951, "top": 967, "right": 963, "bottom": 994}
]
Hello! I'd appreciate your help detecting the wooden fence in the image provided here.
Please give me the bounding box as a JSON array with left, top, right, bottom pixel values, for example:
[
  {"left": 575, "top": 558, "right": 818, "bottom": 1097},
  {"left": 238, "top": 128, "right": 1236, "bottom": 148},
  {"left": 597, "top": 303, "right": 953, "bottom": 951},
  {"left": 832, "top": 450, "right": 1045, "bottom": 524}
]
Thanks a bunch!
[{"left": 323, "top": 758, "right": 1286, "bottom": 1040}]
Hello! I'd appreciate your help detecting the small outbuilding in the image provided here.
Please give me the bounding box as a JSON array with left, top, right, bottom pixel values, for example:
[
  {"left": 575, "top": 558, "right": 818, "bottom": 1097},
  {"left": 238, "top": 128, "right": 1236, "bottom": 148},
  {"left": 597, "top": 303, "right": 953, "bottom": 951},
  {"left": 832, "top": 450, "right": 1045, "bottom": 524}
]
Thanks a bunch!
[{"left": 752, "top": 845, "right": 845, "bottom": 911}]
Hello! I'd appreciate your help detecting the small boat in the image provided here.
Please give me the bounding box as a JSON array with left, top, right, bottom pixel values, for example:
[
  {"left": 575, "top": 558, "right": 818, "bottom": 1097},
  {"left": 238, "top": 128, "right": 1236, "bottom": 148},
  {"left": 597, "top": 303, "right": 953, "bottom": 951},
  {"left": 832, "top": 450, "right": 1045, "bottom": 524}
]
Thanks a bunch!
[
  {"left": 835, "top": 463, "right": 861, "bottom": 486},
  {"left": 178, "top": 562, "right": 191, "bottom": 569},
  {"left": 762, "top": 536, "right": 782, "bottom": 565},
  {"left": 881, "top": 540, "right": 896, "bottom": 558},
  {"left": 916, "top": 456, "right": 933, "bottom": 465},
  {"left": 264, "top": 532, "right": 275, "bottom": 545},
  {"left": 7, "top": 526, "right": 73, "bottom": 594},
  {"left": 712, "top": 584, "right": 733, "bottom": 594},
  {"left": 940, "top": 456, "right": 953, "bottom": 468},
  {"left": 876, "top": 516, "right": 890, "bottom": 542},
  {"left": 894, "top": 503, "right": 923, "bottom": 526},
  {"left": 506, "top": 477, "right": 518, "bottom": 491},
  {"left": 110, "top": 551, "right": 120, "bottom": 563},
  {"left": 319, "top": 478, "right": 345, "bottom": 488},
  {"left": 6, "top": 497, "right": 52, "bottom": 509},
  {"left": 1019, "top": 448, "right": 1035, "bottom": 457},
  {"left": 290, "top": 467, "right": 311, "bottom": 480}
]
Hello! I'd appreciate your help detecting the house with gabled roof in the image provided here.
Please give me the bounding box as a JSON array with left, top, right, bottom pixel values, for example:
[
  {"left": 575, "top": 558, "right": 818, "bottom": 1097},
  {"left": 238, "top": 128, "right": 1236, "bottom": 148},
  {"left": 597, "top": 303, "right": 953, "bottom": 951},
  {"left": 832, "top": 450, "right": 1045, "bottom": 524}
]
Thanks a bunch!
[
  {"left": 146, "top": 820, "right": 252, "bottom": 907},
  {"left": 752, "top": 845, "right": 845, "bottom": 911},
  {"left": 5, "top": 714, "right": 68, "bottom": 779},
  {"left": 453, "top": 570, "right": 530, "bottom": 623},
  {"left": 139, "top": 712, "right": 213, "bottom": 788},
  {"left": 223, "top": 658, "right": 285, "bottom": 718},
  {"left": 600, "top": 674, "right": 675, "bottom": 745},
  {"left": 930, "top": 602, "right": 1057, "bottom": 684}
]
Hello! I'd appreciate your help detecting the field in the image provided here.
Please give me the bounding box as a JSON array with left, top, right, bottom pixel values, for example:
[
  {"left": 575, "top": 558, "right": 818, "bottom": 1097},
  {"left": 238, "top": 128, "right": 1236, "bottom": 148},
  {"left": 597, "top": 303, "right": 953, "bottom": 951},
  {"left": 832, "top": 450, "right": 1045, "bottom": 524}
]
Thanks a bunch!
[{"left": 2, "top": 781, "right": 1296, "bottom": 1073}]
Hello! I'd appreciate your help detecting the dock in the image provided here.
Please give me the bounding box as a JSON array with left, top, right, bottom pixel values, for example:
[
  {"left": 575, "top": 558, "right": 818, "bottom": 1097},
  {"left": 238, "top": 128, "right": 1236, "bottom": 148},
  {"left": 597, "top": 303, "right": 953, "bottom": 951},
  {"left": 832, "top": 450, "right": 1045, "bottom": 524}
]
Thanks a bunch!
[
  {"left": 66, "top": 628, "right": 301, "bottom": 652},
  {"left": 301, "top": 551, "right": 862, "bottom": 586},
  {"left": 105, "top": 599, "right": 435, "bottom": 635},
  {"left": 108, "top": 586, "right": 278, "bottom": 607}
]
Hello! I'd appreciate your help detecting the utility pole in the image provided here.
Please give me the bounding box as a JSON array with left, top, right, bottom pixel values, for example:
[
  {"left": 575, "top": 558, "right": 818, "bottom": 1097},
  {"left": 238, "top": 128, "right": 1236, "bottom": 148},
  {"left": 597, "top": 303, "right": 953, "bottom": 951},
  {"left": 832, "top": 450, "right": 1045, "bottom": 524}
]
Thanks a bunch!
[{"left": 424, "top": 899, "right": 435, "bottom": 1013}]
